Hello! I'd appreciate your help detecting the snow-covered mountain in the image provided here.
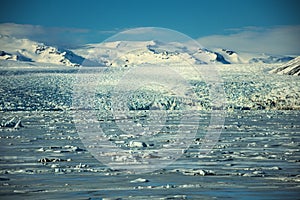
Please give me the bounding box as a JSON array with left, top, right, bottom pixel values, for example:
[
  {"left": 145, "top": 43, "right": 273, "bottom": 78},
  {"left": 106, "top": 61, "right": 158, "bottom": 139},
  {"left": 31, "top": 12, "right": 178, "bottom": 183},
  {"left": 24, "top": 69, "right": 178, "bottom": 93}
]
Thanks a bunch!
[
  {"left": 0, "top": 35, "right": 295, "bottom": 67},
  {"left": 270, "top": 56, "right": 300, "bottom": 76},
  {"left": 212, "top": 48, "right": 294, "bottom": 64},
  {"left": 73, "top": 40, "right": 233, "bottom": 66},
  {"left": 73, "top": 41, "right": 295, "bottom": 67},
  {"left": 0, "top": 35, "right": 84, "bottom": 66}
]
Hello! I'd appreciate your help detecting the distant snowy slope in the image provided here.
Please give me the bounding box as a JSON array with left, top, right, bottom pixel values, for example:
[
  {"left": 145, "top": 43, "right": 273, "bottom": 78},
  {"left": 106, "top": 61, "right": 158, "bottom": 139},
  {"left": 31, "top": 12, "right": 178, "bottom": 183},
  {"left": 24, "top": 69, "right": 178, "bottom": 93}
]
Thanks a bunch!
[
  {"left": 212, "top": 48, "right": 294, "bottom": 64},
  {"left": 0, "top": 35, "right": 83, "bottom": 66},
  {"left": 249, "top": 55, "right": 294, "bottom": 64},
  {"left": 73, "top": 40, "right": 295, "bottom": 66},
  {"left": 270, "top": 56, "right": 300, "bottom": 76},
  {"left": 73, "top": 40, "right": 233, "bottom": 67}
]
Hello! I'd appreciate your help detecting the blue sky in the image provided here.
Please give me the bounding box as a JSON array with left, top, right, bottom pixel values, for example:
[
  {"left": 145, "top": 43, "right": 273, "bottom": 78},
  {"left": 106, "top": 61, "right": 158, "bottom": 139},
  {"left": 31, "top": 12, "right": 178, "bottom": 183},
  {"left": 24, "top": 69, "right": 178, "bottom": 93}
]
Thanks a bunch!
[{"left": 0, "top": 0, "right": 299, "bottom": 54}]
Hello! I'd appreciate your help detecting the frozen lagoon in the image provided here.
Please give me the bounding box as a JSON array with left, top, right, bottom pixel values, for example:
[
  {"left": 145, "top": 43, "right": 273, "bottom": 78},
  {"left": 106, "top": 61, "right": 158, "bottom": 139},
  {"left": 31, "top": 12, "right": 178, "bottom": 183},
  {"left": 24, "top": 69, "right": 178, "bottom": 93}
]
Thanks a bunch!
[{"left": 0, "top": 64, "right": 299, "bottom": 199}]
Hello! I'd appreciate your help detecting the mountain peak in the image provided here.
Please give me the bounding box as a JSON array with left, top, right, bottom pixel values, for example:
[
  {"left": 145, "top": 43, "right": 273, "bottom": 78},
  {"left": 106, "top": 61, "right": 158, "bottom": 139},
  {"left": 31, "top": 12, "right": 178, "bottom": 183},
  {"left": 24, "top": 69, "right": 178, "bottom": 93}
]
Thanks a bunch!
[{"left": 0, "top": 35, "right": 83, "bottom": 66}]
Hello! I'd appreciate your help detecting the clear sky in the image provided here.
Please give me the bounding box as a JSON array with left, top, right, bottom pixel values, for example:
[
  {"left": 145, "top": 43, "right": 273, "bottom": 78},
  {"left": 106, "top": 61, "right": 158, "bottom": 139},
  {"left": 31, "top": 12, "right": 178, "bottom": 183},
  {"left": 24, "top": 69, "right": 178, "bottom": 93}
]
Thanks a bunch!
[{"left": 0, "top": 0, "right": 299, "bottom": 54}]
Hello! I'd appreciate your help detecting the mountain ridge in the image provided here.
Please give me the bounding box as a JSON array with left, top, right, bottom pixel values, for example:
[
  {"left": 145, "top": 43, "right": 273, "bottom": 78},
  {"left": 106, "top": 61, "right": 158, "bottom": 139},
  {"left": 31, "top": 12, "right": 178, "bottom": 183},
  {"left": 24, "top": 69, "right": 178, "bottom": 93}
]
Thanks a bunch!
[
  {"left": 270, "top": 56, "right": 300, "bottom": 76},
  {"left": 0, "top": 35, "right": 84, "bottom": 66},
  {"left": 0, "top": 35, "right": 296, "bottom": 67}
]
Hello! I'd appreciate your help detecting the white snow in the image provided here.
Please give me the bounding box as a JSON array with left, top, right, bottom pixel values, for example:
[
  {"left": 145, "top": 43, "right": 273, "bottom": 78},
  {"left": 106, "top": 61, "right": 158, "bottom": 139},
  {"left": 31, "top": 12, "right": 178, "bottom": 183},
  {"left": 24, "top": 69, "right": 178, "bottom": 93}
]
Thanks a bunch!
[
  {"left": 0, "top": 51, "right": 18, "bottom": 61},
  {"left": 0, "top": 35, "right": 81, "bottom": 66},
  {"left": 270, "top": 56, "right": 300, "bottom": 76},
  {"left": 212, "top": 48, "right": 294, "bottom": 64},
  {"left": 0, "top": 35, "right": 297, "bottom": 67},
  {"left": 73, "top": 40, "right": 295, "bottom": 67},
  {"left": 73, "top": 40, "right": 232, "bottom": 67}
]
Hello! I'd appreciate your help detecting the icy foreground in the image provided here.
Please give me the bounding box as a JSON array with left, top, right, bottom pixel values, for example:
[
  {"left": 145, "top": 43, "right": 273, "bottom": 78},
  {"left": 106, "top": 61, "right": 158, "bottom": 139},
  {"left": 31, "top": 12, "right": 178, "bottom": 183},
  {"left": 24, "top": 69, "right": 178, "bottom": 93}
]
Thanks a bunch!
[
  {"left": 0, "top": 64, "right": 299, "bottom": 199},
  {"left": 0, "top": 64, "right": 299, "bottom": 112}
]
